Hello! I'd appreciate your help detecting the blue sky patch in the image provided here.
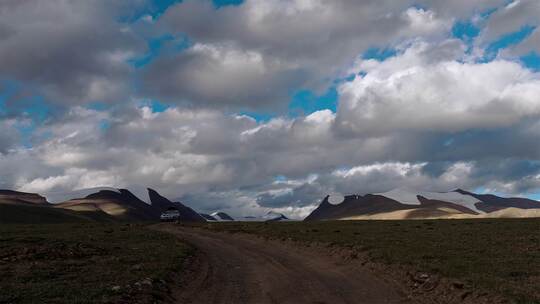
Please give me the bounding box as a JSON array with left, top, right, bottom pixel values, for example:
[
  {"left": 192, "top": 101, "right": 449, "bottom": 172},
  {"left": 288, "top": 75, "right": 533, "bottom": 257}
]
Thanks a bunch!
[
  {"left": 452, "top": 20, "right": 480, "bottom": 41},
  {"left": 214, "top": 0, "right": 244, "bottom": 8},
  {"left": 130, "top": 34, "right": 190, "bottom": 68},
  {"left": 87, "top": 102, "right": 112, "bottom": 112},
  {"left": 140, "top": 100, "right": 170, "bottom": 113},
  {"left": 99, "top": 119, "right": 111, "bottom": 131},
  {"left": 274, "top": 175, "right": 287, "bottom": 182},
  {"left": 119, "top": 0, "right": 180, "bottom": 23},
  {"left": 521, "top": 52, "right": 540, "bottom": 71},
  {"left": 239, "top": 111, "right": 274, "bottom": 123},
  {"left": 289, "top": 87, "right": 338, "bottom": 116},
  {"left": 362, "top": 47, "right": 397, "bottom": 61},
  {"left": 121, "top": 0, "right": 244, "bottom": 22}
]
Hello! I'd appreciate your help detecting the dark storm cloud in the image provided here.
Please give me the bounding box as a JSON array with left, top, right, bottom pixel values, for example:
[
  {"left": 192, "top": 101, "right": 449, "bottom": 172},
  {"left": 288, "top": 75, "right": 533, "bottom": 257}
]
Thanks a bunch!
[
  {"left": 141, "top": 45, "right": 308, "bottom": 109},
  {"left": 0, "top": 0, "right": 144, "bottom": 105}
]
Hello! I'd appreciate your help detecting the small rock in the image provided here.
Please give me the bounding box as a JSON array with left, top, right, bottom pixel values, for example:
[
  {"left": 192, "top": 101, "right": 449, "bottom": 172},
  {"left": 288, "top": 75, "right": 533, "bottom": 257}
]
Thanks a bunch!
[
  {"left": 461, "top": 291, "right": 472, "bottom": 300},
  {"left": 412, "top": 272, "right": 430, "bottom": 284},
  {"left": 111, "top": 286, "right": 121, "bottom": 292},
  {"left": 422, "top": 278, "right": 438, "bottom": 292}
]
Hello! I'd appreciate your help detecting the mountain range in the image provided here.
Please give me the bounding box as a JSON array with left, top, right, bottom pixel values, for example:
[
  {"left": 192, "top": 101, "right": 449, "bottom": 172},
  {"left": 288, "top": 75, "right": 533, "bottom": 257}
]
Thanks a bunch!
[
  {"left": 2, "top": 186, "right": 539, "bottom": 224},
  {"left": 305, "top": 188, "right": 540, "bottom": 221},
  {"left": 0, "top": 187, "right": 288, "bottom": 223}
]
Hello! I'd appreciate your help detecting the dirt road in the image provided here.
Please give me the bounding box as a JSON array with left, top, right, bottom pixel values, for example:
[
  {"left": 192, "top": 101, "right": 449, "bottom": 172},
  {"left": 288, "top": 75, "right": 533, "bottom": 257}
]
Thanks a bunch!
[{"left": 154, "top": 225, "right": 410, "bottom": 304}]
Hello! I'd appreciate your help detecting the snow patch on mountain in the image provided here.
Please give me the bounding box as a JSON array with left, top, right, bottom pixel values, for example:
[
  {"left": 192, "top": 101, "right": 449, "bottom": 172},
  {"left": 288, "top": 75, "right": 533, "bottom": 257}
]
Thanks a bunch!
[
  {"left": 236, "top": 211, "right": 290, "bottom": 222},
  {"left": 375, "top": 187, "right": 422, "bottom": 205},
  {"left": 263, "top": 211, "right": 289, "bottom": 221},
  {"left": 328, "top": 193, "right": 345, "bottom": 205},
  {"left": 376, "top": 187, "right": 484, "bottom": 213},
  {"left": 211, "top": 212, "right": 235, "bottom": 221}
]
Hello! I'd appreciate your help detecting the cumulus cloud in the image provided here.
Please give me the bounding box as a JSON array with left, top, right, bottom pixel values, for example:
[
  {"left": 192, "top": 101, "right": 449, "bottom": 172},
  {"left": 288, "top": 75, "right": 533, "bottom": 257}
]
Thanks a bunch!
[
  {"left": 336, "top": 40, "right": 540, "bottom": 135},
  {"left": 142, "top": 0, "right": 452, "bottom": 108},
  {"left": 142, "top": 42, "right": 306, "bottom": 109},
  {"left": 0, "top": 100, "right": 538, "bottom": 218}
]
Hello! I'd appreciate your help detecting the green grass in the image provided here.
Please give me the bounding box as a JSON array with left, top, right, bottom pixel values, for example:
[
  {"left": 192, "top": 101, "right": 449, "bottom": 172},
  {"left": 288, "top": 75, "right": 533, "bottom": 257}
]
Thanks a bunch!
[
  {"left": 0, "top": 223, "right": 191, "bottom": 304},
  {"left": 203, "top": 219, "right": 540, "bottom": 303}
]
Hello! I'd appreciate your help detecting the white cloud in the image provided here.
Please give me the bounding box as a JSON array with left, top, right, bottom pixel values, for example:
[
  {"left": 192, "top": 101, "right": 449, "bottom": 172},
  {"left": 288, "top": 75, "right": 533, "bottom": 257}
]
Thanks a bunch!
[{"left": 337, "top": 40, "right": 540, "bottom": 135}]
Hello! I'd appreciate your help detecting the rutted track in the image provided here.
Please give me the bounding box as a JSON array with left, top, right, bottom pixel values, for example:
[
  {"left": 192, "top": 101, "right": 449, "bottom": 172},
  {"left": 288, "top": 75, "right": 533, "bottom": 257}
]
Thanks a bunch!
[{"left": 154, "top": 225, "right": 410, "bottom": 304}]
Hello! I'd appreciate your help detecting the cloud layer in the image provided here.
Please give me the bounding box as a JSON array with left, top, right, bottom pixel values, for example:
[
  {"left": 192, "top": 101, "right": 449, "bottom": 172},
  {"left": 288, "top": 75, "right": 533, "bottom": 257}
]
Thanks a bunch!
[{"left": 1, "top": 0, "right": 540, "bottom": 218}]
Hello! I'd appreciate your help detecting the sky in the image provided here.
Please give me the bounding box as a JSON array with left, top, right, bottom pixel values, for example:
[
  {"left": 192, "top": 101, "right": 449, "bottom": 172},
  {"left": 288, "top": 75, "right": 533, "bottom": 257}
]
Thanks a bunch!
[{"left": 1, "top": 0, "right": 540, "bottom": 218}]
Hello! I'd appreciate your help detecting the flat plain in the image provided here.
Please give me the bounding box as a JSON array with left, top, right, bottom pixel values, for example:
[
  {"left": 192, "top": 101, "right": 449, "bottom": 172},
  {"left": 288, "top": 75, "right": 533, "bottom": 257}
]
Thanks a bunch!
[
  {"left": 1, "top": 219, "right": 538, "bottom": 304},
  {"left": 202, "top": 219, "right": 540, "bottom": 304},
  {"left": 0, "top": 223, "right": 191, "bottom": 304}
]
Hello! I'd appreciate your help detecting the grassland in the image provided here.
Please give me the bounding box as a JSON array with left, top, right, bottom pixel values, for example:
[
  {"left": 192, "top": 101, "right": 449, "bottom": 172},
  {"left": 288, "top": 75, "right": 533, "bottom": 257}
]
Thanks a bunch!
[
  {"left": 0, "top": 204, "right": 115, "bottom": 224},
  {"left": 0, "top": 223, "right": 191, "bottom": 304},
  {"left": 203, "top": 219, "right": 540, "bottom": 303}
]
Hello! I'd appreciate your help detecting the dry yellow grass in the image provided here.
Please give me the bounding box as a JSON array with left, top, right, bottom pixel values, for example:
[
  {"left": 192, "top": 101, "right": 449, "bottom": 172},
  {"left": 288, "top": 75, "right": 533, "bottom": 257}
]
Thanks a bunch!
[
  {"left": 340, "top": 207, "right": 540, "bottom": 220},
  {"left": 56, "top": 199, "right": 128, "bottom": 216}
]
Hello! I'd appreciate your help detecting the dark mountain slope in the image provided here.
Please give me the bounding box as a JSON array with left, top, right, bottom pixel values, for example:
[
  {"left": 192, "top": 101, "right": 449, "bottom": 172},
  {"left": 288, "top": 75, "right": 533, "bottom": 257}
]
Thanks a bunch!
[
  {"left": 0, "top": 190, "right": 98, "bottom": 224},
  {"left": 304, "top": 194, "right": 416, "bottom": 221},
  {"left": 0, "top": 190, "right": 49, "bottom": 205},
  {"left": 148, "top": 188, "right": 205, "bottom": 222}
]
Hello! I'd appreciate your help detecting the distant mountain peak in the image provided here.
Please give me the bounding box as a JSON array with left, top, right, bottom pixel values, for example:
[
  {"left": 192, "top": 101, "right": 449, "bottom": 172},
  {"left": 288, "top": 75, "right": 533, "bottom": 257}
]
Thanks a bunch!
[
  {"left": 211, "top": 211, "right": 235, "bottom": 221},
  {"left": 264, "top": 211, "right": 288, "bottom": 221}
]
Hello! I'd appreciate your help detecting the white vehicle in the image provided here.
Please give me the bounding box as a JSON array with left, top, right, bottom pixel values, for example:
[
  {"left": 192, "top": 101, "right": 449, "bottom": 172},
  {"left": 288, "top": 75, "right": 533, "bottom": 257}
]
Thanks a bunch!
[{"left": 160, "top": 208, "right": 180, "bottom": 222}]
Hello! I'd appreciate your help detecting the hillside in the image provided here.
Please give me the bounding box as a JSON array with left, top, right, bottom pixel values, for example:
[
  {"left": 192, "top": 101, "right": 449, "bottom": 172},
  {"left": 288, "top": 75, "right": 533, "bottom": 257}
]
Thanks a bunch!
[
  {"left": 0, "top": 190, "right": 49, "bottom": 205},
  {"left": 0, "top": 190, "right": 113, "bottom": 224},
  {"left": 0, "top": 188, "right": 208, "bottom": 223},
  {"left": 56, "top": 189, "right": 158, "bottom": 221}
]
